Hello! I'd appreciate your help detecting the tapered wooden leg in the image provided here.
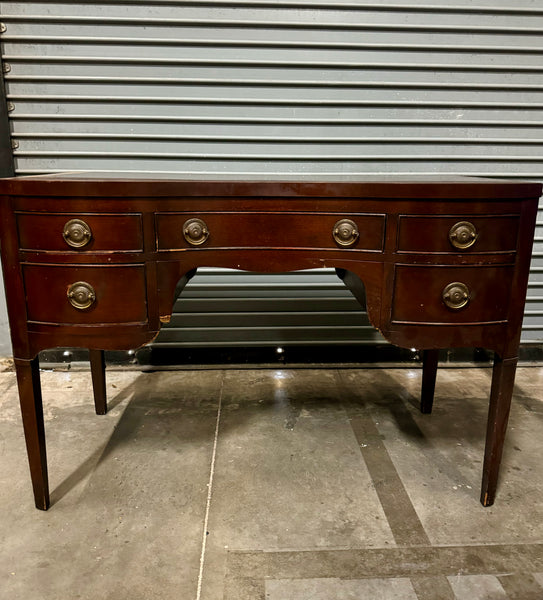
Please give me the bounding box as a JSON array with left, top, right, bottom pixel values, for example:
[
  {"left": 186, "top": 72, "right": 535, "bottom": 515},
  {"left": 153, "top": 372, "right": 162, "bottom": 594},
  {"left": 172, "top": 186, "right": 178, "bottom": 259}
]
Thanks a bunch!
[
  {"left": 14, "top": 357, "right": 49, "bottom": 510},
  {"left": 420, "top": 349, "right": 439, "bottom": 414},
  {"left": 89, "top": 349, "right": 107, "bottom": 415},
  {"left": 480, "top": 354, "right": 517, "bottom": 507}
]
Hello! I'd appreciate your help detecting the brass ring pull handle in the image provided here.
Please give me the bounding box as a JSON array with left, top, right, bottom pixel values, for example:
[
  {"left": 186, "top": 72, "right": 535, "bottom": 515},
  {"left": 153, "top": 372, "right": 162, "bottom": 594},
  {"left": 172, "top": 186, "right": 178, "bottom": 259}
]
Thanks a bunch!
[
  {"left": 442, "top": 282, "right": 470, "bottom": 310},
  {"left": 63, "top": 219, "right": 92, "bottom": 248},
  {"left": 183, "top": 218, "right": 209, "bottom": 246},
  {"left": 449, "top": 221, "right": 478, "bottom": 250},
  {"left": 333, "top": 219, "right": 359, "bottom": 247},
  {"left": 67, "top": 281, "right": 96, "bottom": 310}
]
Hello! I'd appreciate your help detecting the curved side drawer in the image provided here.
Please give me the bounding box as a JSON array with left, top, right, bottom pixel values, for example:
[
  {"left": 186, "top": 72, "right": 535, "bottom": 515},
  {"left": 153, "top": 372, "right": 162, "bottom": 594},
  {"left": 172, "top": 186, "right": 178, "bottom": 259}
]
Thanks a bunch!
[
  {"left": 391, "top": 264, "right": 514, "bottom": 324},
  {"left": 23, "top": 264, "right": 148, "bottom": 325}
]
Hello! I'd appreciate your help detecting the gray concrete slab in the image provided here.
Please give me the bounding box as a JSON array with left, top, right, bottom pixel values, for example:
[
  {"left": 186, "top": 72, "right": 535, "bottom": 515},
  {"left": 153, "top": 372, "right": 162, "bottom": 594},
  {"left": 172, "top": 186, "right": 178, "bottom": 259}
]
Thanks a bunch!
[
  {"left": 1, "top": 365, "right": 543, "bottom": 599},
  {"left": 447, "top": 575, "right": 507, "bottom": 599},
  {"left": 340, "top": 368, "right": 543, "bottom": 546},
  {"left": 200, "top": 369, "right": 395, "bottom": 599},
  {"left": 266, "top": 576, "right": 418, "bottom": 599},
  {"left": 0, "top": 369, "right": 222, "bottom": 600},
  {"left": 212, "top": 369, "right": 394, "bottom": 549}
]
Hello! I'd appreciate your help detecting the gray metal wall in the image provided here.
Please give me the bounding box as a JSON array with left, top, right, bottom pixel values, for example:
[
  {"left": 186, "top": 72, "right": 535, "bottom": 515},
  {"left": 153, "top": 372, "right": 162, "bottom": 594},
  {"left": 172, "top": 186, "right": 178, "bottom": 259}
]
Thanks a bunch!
[{"left": 0, "top": 1, "right": 542, "bottom": 351}]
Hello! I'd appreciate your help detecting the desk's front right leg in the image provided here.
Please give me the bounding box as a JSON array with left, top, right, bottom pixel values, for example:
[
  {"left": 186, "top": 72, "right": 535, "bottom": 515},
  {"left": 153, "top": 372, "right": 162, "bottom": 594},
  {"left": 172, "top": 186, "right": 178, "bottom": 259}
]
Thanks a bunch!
[
  {"left": 14, "top": 357, "right": 50, "bottom": 510},
  {"left": 481, "top": 354, "right": 518, "bottom": 507}
]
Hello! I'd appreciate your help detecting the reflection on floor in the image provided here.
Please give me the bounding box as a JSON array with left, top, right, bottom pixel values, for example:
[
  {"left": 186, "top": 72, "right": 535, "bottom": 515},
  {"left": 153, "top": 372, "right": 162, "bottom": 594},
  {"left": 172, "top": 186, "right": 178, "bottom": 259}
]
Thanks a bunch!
[{"left": 1, "top": 364, "right": 543, "bottom": 599}]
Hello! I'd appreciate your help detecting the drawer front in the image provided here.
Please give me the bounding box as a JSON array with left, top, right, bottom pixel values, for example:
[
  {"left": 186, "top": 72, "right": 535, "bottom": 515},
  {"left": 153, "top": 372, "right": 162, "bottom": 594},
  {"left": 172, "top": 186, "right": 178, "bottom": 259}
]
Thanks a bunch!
[
  {"left": 397, "top": 215, "right": 519, "bottom": 254},
  {"left": 17, "top": 213, "right": 143, "bottom": 252},
  {"left": 23, "top": 264, "right": 147, "bottom": 324},
  {"left": 391, "top": 265, "right": 514, "bottom": 324},
  {"left": 156, "top": 212, "right": 386, "bottom": 251}
]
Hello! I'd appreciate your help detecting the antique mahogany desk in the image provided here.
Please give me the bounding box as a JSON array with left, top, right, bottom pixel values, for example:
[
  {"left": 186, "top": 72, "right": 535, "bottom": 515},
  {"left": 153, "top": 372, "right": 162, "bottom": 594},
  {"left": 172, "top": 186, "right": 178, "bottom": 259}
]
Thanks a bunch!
[{"left": 0, "top": 173, "right": 541, "bottom": 511}]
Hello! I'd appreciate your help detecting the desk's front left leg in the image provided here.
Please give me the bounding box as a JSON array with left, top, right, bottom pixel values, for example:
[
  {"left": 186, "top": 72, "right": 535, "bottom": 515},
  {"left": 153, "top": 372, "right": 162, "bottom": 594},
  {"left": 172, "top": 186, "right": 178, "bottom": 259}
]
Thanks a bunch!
[
  {"left": 481, "top": 354, "right": 518, "bottom": 507},
  {"left": 14, "top": 357, "right": 50, "bottom": 510}
]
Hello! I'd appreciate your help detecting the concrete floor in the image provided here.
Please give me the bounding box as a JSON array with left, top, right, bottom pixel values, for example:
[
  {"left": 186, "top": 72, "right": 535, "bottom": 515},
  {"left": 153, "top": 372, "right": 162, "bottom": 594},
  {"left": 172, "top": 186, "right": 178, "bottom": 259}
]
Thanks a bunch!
[{"left": 1, "top": 364, "right": 543, "bottom": 600}]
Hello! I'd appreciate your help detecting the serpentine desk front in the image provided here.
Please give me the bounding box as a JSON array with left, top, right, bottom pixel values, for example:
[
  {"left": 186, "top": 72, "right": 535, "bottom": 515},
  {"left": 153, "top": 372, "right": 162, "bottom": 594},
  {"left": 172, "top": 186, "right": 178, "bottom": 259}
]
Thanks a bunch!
[{"left": 0, "top": 173, "right": 541, "bottom": 510}]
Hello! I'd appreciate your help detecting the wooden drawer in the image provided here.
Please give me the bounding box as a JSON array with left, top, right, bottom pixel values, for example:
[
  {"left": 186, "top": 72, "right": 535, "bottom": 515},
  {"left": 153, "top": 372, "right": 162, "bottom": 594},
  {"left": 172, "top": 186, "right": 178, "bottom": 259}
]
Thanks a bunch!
[
  {"left": 391, "top": 265, "right": 514, "bottom": 324},
  {"left": 17, "top": 213, "right": 143, "bottom": 252},
  {"left": 23, "top": 264, "right": 147, "bottom": 324},
  {"left": 397, "top": 215, "right": 519, "bottom": 254},
  {"left": 156, "top": 212, "right": 386, "bottom": 251}
]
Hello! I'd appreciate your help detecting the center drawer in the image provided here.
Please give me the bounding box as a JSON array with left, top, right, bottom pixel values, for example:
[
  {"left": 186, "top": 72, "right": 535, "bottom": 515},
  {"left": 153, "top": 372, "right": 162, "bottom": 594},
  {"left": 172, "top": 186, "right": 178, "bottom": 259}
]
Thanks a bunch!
[
  {"left": 156, "top": 212, "right": 386, "bottom": 251},
  {"left": 23, "top": 264, "right": 148, "bottom": 325}
]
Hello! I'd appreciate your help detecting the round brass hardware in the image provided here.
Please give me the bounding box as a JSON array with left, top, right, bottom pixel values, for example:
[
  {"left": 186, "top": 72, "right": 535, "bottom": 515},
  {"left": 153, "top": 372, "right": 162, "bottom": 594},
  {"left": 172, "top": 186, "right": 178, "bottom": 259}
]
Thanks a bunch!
[
  {"left": 183, "top": 218, "right": 209, "bottom": 246},
  {"left": 442, "top": 282, "right": 470, "bottom": 310},
  {"left": 63, "top": 219, "right": 92, "bottom": 248},
  {"left": 448, "top": 221, "right": 478, "bottom": 250},
  {"left": 67, "top": 281, "right": 96, "bottom": 310},
  {"left": 333, "top": 219, "right": 359, "bottom": 247}
]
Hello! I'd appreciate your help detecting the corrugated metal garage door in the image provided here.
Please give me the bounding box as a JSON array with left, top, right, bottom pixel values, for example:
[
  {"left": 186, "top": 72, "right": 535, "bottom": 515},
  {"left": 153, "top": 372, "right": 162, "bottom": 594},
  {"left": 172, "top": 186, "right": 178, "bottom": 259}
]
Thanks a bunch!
[{"left": 1, "top": 1, "right": 542, "bottom": 348}]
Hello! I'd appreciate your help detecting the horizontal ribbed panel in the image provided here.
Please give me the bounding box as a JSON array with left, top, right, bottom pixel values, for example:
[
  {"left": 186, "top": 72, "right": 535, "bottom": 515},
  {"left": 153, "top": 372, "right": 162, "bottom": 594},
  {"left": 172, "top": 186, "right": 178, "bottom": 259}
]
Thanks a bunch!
[
  {"left": 152, "top": 269, "right": 382, "bottom": 348},
  {"left": 1, "top": 1, "right": 542, "bottom": 347}
]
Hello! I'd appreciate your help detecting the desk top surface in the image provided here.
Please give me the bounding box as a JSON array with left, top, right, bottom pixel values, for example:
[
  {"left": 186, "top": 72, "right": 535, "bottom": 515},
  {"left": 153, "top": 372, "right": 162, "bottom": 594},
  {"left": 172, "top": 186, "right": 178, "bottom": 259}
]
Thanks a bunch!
[{"left": 0, "top": 172, "right": 540, "bottom": 199}]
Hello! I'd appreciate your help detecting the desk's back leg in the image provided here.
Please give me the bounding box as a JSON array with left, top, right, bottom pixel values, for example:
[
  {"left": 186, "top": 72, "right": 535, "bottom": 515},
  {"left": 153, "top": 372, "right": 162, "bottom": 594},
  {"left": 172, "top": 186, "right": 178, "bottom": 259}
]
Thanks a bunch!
[
  {"left": 89, "top": 349, "right": 107, "bottom": 415},
  {"left": 421, "top": 349, "right": 439, "bottom": 414},
  {"left": 14, "top": 357, "right": 50, "bottom": 510},
  {"left": 481, "top": 354, "right": 517, "bottom": 507}
]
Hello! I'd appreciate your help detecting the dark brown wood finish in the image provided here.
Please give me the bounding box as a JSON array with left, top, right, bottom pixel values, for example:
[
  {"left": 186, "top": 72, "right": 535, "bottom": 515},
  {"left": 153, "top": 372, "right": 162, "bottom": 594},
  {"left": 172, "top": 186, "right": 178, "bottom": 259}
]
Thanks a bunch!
[
  {"left": 392, "top": 265, "right": 514, "bottom": 324},
  {"left": 156, "top": 211, "right": 386, "bottom": 251},
  {"left": 16, "top": 212, "right": 143, "bottom": 253},
  {"left": 89, "top": 349, "right": 107, "bottom": 416},
  {"left": 23, "top": 264, "right": 148, "bottom": 325},
  {"left": 14, "top": 356, "right": 49, "bottom": 510},
  {"left": 0, "top": 174, "right": 540, "bottom": 510},
  {"left": 397, "top": 215, "right": 520, "bottom": 254},
  {"left": 421, "top": 349, "right": 439, "bottom": 415},
  {"left": 481, "top": 355, "right": 519, "bottom": 506}
]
